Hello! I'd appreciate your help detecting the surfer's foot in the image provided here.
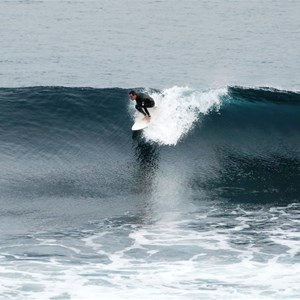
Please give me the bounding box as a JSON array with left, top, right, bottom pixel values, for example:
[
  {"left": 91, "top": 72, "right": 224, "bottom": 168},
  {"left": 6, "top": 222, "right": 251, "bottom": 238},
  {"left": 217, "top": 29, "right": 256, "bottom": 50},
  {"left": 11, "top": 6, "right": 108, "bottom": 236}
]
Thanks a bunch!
[{"left": 144, "top": 115, "right": 151, "bottom": 121}]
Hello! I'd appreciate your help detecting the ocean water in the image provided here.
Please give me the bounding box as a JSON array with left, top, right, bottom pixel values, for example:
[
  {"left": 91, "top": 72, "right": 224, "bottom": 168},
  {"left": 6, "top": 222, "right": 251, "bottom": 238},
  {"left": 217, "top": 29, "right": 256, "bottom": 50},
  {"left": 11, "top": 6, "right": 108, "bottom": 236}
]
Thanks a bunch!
[
  {"left": 1, "top": 0, "right": 300, "bottom": 89},
  {"left": 0, "top": 1, "right": 300, "bottom": 300}
]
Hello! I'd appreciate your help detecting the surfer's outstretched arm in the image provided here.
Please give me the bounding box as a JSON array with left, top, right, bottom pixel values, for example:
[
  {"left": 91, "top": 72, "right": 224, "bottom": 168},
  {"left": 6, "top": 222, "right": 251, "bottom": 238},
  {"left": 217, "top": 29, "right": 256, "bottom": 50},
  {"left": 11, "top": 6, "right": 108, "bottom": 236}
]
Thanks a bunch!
[
  {"left": 135, "top": 104, "right": 147, "bottom": 116},
  {"left": 143, "top": 106, "right": 151, "bottom": 118}
]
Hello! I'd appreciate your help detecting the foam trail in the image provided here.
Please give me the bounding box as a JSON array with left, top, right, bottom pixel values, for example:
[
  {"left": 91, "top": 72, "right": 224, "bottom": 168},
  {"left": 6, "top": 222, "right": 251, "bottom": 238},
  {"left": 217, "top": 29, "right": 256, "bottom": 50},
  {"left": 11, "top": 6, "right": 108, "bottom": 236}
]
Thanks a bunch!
[{"left": 143, "top": 86, "right": 226, "bottom": 145}]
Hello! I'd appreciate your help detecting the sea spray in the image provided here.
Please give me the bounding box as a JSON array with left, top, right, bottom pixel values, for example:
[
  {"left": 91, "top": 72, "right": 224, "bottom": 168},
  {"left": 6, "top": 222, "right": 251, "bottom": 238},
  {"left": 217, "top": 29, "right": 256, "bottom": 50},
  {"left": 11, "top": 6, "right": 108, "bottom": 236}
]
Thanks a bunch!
[{"left": 142, "top": 86, "right": 226, "bottom": 145}]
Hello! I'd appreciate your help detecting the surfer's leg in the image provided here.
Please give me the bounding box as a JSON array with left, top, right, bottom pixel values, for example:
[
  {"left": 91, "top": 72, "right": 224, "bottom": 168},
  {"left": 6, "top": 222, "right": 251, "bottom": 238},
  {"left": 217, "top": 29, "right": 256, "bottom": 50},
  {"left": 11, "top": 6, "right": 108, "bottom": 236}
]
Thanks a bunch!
[{"left": 135, "top": 104, "right": 147, "bottom": 116}]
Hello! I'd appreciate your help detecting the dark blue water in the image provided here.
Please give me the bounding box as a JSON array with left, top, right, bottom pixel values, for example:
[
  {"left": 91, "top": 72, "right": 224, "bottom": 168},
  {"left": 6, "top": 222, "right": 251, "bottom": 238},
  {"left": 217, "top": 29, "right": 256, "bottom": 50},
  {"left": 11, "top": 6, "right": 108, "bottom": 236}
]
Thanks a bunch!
[{"left": 1, "top": 1, "right": 300, "bottom": 299}]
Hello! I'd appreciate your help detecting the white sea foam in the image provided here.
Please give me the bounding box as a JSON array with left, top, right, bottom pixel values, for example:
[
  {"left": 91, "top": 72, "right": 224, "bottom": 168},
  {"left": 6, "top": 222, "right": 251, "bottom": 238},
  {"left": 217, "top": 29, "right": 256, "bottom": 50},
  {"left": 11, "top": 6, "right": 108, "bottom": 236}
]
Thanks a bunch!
[
  {"left": 141, "top": 86, "right": 227, "bottom": 145},
  {"left": 2, "top": 204, "right": 300, "bottom": 300}
]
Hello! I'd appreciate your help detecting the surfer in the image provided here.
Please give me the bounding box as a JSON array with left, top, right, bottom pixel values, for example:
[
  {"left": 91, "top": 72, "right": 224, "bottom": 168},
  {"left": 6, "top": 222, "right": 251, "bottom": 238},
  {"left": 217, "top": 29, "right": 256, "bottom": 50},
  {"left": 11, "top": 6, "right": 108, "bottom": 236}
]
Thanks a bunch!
[{"left": 129, "top": 90, "right": 155, "bottom": 120}]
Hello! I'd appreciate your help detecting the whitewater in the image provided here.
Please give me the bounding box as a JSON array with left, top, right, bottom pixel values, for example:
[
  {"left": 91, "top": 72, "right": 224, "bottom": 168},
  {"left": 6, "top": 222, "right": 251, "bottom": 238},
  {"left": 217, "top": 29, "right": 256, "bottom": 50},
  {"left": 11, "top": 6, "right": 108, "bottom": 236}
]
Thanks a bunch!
[{"left": 131, "top": 86, "right": 225, "bottom": 145}]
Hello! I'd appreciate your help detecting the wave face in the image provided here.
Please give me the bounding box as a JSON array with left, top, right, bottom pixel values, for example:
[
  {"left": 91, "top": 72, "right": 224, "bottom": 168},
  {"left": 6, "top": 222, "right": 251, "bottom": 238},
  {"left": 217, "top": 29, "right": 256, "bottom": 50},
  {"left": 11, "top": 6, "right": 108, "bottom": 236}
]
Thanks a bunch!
[
  {"left": 0, "top": 85, "right": 299, "bottom": 201},
  {"left": 2, "top": 86, "right": 299, "bottom": 145},
  {"left": 1, "top": 86, "right": 300, "bottom": 299}
]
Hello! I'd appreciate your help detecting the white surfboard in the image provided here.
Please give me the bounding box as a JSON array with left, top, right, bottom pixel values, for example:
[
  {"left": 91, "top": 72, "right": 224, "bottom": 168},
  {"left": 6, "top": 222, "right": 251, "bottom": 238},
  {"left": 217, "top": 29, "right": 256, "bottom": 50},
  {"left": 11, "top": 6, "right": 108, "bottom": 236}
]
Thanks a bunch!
[
  {"left": 131, "top": 107, "right": 157, "bottom": 131},
  {"left": 132, "top": 117, "right": 151, "bottom": 131}
]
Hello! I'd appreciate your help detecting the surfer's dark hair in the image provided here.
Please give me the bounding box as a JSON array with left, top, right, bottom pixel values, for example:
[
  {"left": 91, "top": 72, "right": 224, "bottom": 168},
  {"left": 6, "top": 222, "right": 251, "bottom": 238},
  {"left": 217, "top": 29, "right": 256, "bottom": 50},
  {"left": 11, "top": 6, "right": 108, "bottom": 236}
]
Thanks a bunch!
[{"left": 129, "top": 90, "right": 137, "bottom": 96}]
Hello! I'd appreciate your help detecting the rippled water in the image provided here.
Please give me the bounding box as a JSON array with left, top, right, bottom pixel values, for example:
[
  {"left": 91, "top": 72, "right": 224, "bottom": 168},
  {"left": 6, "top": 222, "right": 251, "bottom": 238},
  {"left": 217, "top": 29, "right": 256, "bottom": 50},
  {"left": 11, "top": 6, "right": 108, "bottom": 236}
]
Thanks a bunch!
[{"left": 1, "top": 0, "right": 300, "bottom": 89}]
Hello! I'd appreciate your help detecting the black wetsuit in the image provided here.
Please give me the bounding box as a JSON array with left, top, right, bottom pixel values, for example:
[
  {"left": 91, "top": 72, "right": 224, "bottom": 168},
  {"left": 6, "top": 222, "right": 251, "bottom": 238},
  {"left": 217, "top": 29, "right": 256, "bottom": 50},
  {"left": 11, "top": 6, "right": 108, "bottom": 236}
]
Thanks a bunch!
[{"left": 135, "top": 93, "right": 155, "bottom": 117}]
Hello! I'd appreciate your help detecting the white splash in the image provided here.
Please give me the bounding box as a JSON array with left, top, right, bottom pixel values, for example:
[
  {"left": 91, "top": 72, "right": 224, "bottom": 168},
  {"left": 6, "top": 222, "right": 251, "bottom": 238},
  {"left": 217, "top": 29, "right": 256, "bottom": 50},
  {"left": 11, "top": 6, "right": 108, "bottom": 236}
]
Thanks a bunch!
[{"left": 143, "top": 86, "right": 227, "bottom": 145}]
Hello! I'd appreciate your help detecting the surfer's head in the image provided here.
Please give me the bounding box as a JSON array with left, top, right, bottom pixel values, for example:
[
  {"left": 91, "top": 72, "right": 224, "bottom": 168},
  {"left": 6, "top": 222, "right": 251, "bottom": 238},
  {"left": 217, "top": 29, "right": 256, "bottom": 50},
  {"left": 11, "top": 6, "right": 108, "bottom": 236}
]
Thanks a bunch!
[{"left": 129, "top": 90, "right": 137, "bottom": 100}]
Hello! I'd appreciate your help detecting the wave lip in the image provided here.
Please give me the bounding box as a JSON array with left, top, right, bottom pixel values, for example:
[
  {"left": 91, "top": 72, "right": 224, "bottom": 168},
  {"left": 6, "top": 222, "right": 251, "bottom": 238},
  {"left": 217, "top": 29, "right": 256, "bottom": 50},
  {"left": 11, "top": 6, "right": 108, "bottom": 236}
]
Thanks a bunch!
[
  {"left": 228, "top": 86, "right": 300, "bottom": 104},
  {"left": 142, "top": 86, "right": 227, "bottom": 145}
]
